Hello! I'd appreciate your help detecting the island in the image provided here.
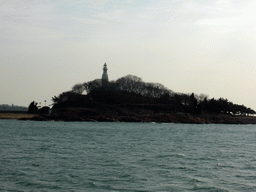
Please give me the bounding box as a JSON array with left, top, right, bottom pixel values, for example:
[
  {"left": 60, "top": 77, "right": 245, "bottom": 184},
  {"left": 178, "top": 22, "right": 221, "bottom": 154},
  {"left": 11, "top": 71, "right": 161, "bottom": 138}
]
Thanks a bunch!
[{"left": 2, "top": 64, "right": 256, "bottom": 124}]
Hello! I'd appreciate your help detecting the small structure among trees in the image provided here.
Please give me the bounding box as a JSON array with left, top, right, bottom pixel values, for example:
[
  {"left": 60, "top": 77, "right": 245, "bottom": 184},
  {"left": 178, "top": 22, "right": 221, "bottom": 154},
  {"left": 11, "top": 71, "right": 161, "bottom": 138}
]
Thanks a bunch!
[{"left": 102, "top": 63, "right": 109, "bottom": 86}]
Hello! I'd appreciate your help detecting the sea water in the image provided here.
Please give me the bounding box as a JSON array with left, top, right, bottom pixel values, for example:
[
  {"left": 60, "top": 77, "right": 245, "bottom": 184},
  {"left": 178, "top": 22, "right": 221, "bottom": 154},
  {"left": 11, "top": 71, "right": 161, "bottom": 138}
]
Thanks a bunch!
[{"left": 0, "top": 119, "right": 256, "bottom": 191}]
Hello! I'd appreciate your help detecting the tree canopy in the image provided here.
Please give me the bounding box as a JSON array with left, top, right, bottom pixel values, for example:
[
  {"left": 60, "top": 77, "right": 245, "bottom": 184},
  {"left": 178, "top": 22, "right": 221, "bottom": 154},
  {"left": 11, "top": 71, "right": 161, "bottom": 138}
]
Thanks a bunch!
[{"left": 51, "top": 75, "right": 255, "bottom": 116}]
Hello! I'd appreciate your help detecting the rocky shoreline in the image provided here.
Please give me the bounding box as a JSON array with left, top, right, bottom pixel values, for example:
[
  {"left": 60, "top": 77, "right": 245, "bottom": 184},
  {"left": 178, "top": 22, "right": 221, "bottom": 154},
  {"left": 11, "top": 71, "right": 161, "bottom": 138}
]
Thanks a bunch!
[
  {"left": 49, "top": 108, "right": 256, "bottom": 124},
  {"left": 1, "top": 110, "right": 254, "bottom": 125},
  {"left": 1, "top": 109, "right": 256, "bottom": 124},
  {"left": 54, "top": 113, "right": 256, "bottom": 124}
]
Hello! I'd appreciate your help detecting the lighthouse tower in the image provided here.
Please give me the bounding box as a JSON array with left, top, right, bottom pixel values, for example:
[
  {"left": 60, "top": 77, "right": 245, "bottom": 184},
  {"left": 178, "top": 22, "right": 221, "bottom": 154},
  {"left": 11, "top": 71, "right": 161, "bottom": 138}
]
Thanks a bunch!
[{"left": 102, "top": 63, "right": 109, "bottom": 86}]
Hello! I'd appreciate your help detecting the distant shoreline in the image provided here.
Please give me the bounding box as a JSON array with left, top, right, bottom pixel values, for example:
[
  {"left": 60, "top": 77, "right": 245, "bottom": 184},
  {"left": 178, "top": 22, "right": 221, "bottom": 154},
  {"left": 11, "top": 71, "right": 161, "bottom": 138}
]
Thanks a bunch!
[
  {"left": 0, "top": 112, "right": 38, "bottom": 120},
  {"left": 0, "top": 110, "right": 27, "bottom": 114}
]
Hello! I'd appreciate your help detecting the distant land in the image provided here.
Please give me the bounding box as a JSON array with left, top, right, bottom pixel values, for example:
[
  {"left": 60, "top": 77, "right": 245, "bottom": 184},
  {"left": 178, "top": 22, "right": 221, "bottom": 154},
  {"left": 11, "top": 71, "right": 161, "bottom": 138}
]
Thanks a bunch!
[
  {"left": 0, "top": 104, "right": 27, "bottom": 112},
  {"left": 0, "top": 104, "right": 29, "bottom": 119}
]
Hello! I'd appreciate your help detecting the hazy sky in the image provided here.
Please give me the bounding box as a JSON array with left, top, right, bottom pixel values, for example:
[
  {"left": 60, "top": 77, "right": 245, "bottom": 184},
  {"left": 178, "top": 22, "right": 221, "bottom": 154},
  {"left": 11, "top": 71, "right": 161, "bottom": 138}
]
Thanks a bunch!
[{"left": 1, "top": 0, "right": 256, "bottom": 110}]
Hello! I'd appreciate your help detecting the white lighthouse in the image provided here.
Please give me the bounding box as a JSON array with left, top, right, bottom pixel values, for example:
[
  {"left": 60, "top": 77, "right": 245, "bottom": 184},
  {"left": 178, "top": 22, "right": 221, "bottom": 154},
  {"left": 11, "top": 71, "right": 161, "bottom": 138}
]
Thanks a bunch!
[{"left": 102, "top": 63, "right": 109, "bottom": 86}]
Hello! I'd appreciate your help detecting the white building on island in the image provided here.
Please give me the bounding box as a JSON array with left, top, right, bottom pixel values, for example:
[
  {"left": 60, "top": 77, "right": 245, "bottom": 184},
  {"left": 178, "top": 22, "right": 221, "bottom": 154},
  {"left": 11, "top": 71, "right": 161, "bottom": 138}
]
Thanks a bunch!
[
  {"left": 100, "top": 63, "right": 119, "bottom": 91},
  {"left": 102, "top": 63, "right": 109, "bottom": 86}
]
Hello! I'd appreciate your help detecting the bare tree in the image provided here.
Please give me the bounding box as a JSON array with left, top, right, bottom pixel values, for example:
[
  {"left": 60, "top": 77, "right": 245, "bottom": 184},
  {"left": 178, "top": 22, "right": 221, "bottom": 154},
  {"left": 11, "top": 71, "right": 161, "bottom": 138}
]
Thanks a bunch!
[
  {"left": 83, "top": 79, "right": 102, "bottom": 94},
  {"left": 72, "top": 83, "right": 85, "bottom": 94},
  {"left": 198, "top": 93, "right": 208, "bottom": 102},
  {"left": 116, "top": 75, "right": 143, "bottom": 93}
]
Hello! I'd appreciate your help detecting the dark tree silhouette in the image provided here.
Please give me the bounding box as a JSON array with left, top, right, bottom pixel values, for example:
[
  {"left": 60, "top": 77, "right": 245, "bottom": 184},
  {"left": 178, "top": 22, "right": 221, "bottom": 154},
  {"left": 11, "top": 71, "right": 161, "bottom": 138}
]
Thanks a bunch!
[{"left": 28, "top": 101, "right": 38, "bottom": 114}]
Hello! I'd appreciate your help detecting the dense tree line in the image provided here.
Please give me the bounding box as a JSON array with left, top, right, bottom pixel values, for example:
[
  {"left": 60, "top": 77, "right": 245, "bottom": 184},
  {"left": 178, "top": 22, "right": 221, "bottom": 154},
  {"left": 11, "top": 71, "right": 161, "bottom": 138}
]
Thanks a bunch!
[
  {"left": 52, "top": 75, "right": 255, "bottom": 116},
  {"left": 71, "top": 75, "right": 172, "bottom": 97}
]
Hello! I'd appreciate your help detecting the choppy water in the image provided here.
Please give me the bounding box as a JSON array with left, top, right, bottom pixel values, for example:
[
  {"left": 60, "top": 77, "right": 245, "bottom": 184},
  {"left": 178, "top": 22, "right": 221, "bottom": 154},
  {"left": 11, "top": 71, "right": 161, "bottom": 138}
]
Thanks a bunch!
[{"left": 1, "top": 120, "right": 256, "bottom": 191}]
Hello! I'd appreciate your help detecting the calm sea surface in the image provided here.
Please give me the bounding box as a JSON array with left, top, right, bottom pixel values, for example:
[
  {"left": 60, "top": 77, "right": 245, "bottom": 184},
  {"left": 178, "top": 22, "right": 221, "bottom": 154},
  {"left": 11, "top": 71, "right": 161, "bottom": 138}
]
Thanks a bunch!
[{"left": 1, "top": 120, "right": 256, "bottom": 192}]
